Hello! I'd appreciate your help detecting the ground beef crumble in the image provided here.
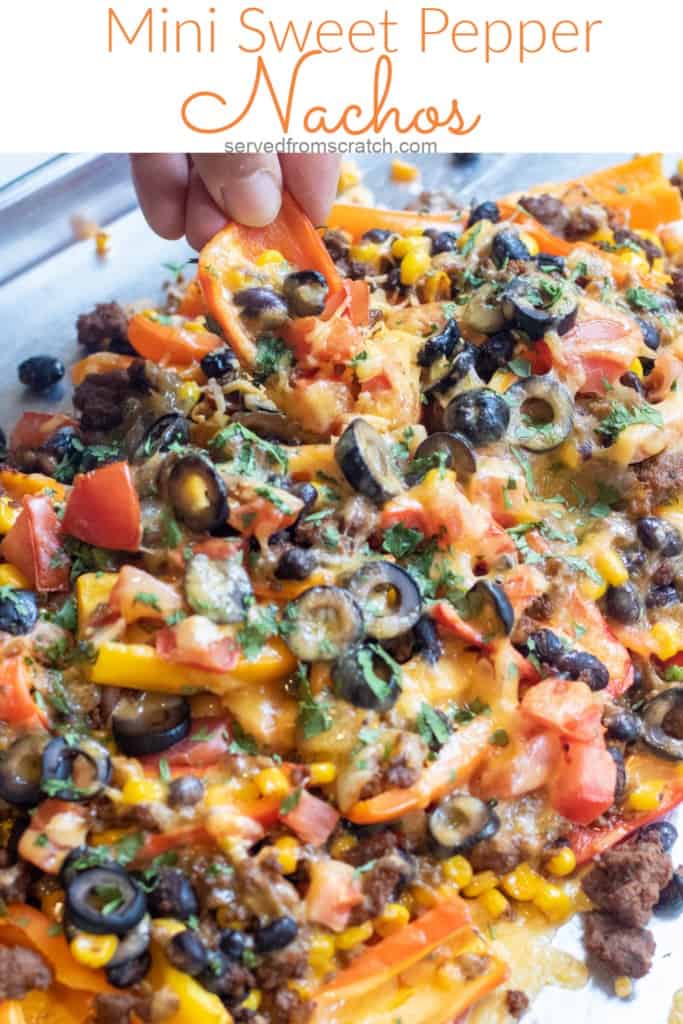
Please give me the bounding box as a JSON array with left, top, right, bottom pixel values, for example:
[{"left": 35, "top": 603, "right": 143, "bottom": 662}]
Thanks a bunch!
[
  {"left": 76, "top": 301, "right": 132, "bottom": 353},
  {"left": 581, "top": 833, "right": 672, "bottom": 927},
  {"left": 0, "top": 943, "right": 52, "bottom": 1000},
  {"left": 505, "top": 989, "right": 530, "bottom": 1019},
  {"left": 583, "top": 912, "right": 656, "bottom": 979}
]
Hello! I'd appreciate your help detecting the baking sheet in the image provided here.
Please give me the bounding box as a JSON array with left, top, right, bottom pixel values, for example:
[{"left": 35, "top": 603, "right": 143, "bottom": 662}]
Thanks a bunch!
[{"left": 0, "top": 152, "right": 680, "bottom": 1021}]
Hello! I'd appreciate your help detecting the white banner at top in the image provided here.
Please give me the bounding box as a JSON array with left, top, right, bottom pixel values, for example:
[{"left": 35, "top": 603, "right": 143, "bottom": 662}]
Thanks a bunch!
[{"left": 0, "top": 0, "right": 676, "bottom": 151}]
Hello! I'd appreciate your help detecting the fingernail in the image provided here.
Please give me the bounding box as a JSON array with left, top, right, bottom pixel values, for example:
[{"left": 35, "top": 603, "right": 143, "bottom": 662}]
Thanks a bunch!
[{"left": 220, "top": 170, "right": 282, "bottom": 227}]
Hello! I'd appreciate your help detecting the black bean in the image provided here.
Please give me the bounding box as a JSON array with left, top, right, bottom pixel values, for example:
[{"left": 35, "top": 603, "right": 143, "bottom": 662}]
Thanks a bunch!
[
  {"left": 252, "top": 916, "right": 298, "bottom": 953},
  {"left": 636, "top": 318, "right": 661, "bottom": 351},
  {"left": 645, "top": 585, "right": 679, "bottom": 609},
  {"left": 322, "top": 230, "right": 349, "bottom": 262},
  {"left": 619, "top": 371, "right": 644, "bottom": 396},
  {"left": 167, "top": 930, "right": 208, "bottom": 976},
  {"left": 468, "top": 201, "right": 500, "bottom": 227},
  {"left": 426, "top": 230, "right": 459, "bottom": 255},
  {"left": 361, "top": 229, "right": 392, "bottom": 243},
  {"left": 18, "top": 355, "right": 65, "bottom": 394},
  {"left": 605, "top": 583, "right": 641, "bottom": 624},
  {"left": 527, "top": 628, "right": 564, "bottom": 666},
  {"left": 219, "top": 929, "right": 252, "bottom": 962},
  {"left": 168, "top": 775, "right": 205, "bottom": 808},
  {"left": 147, "top": 868, "right": 198, "bottom": 920},
  {"left": 638, "top": 820, "right": 678, "bottom": 852},
  {"left": 655, "top": 868, "right": 683, "bottom": 914},
  {"left": 492, "top": 231, "right": 531, "bottom": 268},
  {"left": 106, "top": 952, "right": 151, "bottom": 988},
  {"left": 276, "top": 547, "right": 317, "bottom": 581},
  {"left": 291, "top": 482, "right": 318, "bottom": 512},
  {"left": 557, "top": 650, "right": 609, "bottom": 691},
  {"left": 603, "top": 708, "right": 642, "bottom": 744},
  {"left": 637, "top": 517, "right": 683, "bottom": 556},
  {"left": 201, "top": 347, "right": 239, "bottom": 380}
]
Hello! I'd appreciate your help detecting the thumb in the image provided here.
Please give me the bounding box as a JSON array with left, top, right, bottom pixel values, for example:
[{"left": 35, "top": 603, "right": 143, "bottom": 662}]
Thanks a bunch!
[
  {"left": 191, "top": 153, "right": 283, "bottom": 227},
  {"left": 280, "top": 153, "right": 342, "bottom": 225}
]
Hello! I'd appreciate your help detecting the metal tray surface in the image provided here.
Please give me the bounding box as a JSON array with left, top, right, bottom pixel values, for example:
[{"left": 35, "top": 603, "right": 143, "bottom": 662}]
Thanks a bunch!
[{"left": 0, "top": 152, "right": 680, "bottom": 1021}]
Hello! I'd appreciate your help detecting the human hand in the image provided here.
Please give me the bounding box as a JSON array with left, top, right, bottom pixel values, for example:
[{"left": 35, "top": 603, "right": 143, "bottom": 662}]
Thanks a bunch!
[{"left": 130, "top": 152, "right": 342, "bottom": 250}]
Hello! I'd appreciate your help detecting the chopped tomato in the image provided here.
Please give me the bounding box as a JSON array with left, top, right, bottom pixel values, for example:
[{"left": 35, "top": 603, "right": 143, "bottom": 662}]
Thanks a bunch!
[
  {"left": 142, "top": 717, "right": 232, "bottom": 771},
  {"left": 571, "top": 777, "right": 683, "bottom": 863},
  {"left": 432, "top": 601, "right": 484, "bottom": 646},
  {"left": 9, "top": 412, "right": 76, "bottom": 452},
  {"left": 18, "top": 800, "right": 89, "bottom": 874},
  {"left": 474, "top": 731, "right": 559, "bottom": 801},
  {"left": 128, "top": 312, "right": 221, "bottom": 366},
  {"left": 1, "top": 495, "right": 70, "bottom": 591},
  {"left": 520, "top": 677, "right": 603, "bottom": 743},
  {"left": 63, "top": 462, "right": 142, "bottom": 552},
  {"left": 0, "top": 656, "right": 47, "bottom": 728},
  {"left": 322, "top": 279, "right": 370, "bottom": 326},
  {"left": 156, "top": 615, "right": 240, "bottom": 672},
  {"left": 556, "top": 301, "right": 644, "bottom": 396},
  {"left": 555, "top": 589, "right": 633, "bottom": 697},
  {"left": 284, "top": 315, "right": 363, "bottom": 369},
  {"left": 227, "top": 480, "right": 303, "bottom": 545},
  {"left": 549, "top": 739, "right": 617, "bottom": 825},
  {"left": 280, "top": 789, "right": 340, "bottom": 846},
  {"left": 109, "top": 566, "right": 182, "bottom": 624},
  {"left": 305, "top": 859, "right": 362, "bottom": 932}
]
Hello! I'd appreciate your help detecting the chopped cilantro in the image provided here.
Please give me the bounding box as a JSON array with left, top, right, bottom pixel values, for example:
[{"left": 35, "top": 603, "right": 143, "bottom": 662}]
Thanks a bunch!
[
  {"left": 158, "top": 758, "right": 171, "bottom": 783},
  {"left": 296, "top": 666, "right": 332, "bottom": 740},
  {"left": 382, "top": 523, "right": 424, "bottom": 559},
  {"left": 134, "top": 592, "right": 162, "bottom": 612},
  {"left": 357, "top": 644, "right": 402, "bottom": 703},
  {"left": 416, "top": 703, "right": 450, "bottom": 749},
  {"left": 490, "top": 728, "right": 510, "bottom": 747},
  {"left": 507, "top": 358, "right": 531, "bottom": 378},
  {"left": 597, "top": 401, "right": 663, "bottom": 439},
  {"left": 228, "top": 721, "right": 259, "bottom": 755},
  {"left": 254, "top": 335, "right": 292, "bottom": 382},
  {"left": 625, "top": 287, "right": 662, "bottom": 313},
  {"left": 280, "top": 789, "right": 302, "bottom": 815},
  {"left": 237, "top": 603, "right": 279, "bottom": 660}
]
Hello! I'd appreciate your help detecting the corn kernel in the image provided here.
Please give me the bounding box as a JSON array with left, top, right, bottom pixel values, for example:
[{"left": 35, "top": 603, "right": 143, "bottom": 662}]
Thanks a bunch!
[
  {"left": 391, "top": 235, "right": 429, "bottom": 260},
  {"left": 90, "top": 828, "right": 129, "bottom": 848},
  {"left": 306, "top": 762, "right": 336, "bottom": 787},
  {"left": 546, "top": 847, "right": 577, "bottom": 878},
  {"left": 288, "top": 980, "right": 314, "bottom": 999},
  {"left": 579, "top": 574, "right": 608, "bottom": 601},
  {"left": 398, "top": 890, "right": 415, "bottom": 914},
  {"left": 400, "top": 249, "right": 431, "bottom": 287},
  {"left": 519, "top": 231, "right": 540, "bottom": 257},
  {"left": 442, "top": 855, "right": 473, "bottom": 889},
  {"left": 594, "top": 549, "right": 628, "bottom": 587},
  {"left": 626, "top": 780, "right": 664, "bottom": 812},
  {"left": 95, "top": 231, "right": 110, "bottom": 257},
  {"left": 463, "top": 871, "right": 499, "bottom": 899},
  {"left": 0, "top": 562, "right": 29, "bottom": 587},
  {"left": 330, "top": 833, "right": 357, "bottom": 858},
  {"left": 614, "top": 976, "right": 633, "bottom": 999},
  {"left": 152, "top": 917, "right": 187, "bottom": 941},
  {"left": 274, "top": 836, "right": 299, "bottom": 875},
  {"left": 224, "top": 268, "right": 246, "bottom": 292},
  {"left": 437, "top": 883, "right": 462, "bottom": 903},
  {"left": 533, "top": 882, "right": 573, "bottom": 922},
  {"left": 349, "top": 242, "right": 381, "bottom": 265},
  {"left": 308, "top": 932, "right": 336, "bottom": 973},
  {"left": 618, "top": 249, "right": 649, "bottom": 272},
  {"left": 588, "top": 227, "right": 615, "bottom": 245},
  {"left": 558, "top": 440, "right": 581, "bottom": 470},
  {"left": 183, "top": 319, "right": 207, "bottom": 333},
  {"left": 121, "top": 777, "right": 165, "bottom": 804},
  {"left": 256, "top": 249, "right": 285, "bottom": 266},
  {"left": 255, "top": 767, "right": 290, "bottom": 799},
  {"left": 391, "top": 159, "right": 420, "bottom": 183},
  {"left": 336, "top": 922, "right": 373, "bottom": 951},
  {"left": 375, "top": 902, "right": 411, "bottom": 937},
  {"left": 338, "top": 161, "right": 361, "bottom": 194},
  {"left": 458, "top": 224, "right": 482, "bottom": 251},
  {"left": 651, "top": 621, "right": 682, "bottom": 660},
  {"left": 0, "top": 498, "right": 19, "bottom": 535},
  {"left": 488, "top": 370, "right": 516, "bottom": 394},
  {"left": 178, "top": 381, "right": 200, "bottom": 406},
  {"left": 241, "top": 990, "right": 262, "bottom": 1012},
  {"left": 479, "top": 888, "right": 509, "bottom": 919},
  {"left": 421, "top": 270, "right": 451, "bottom": 303},
  {"left": 501, "top": 863, "right": 541, "bottom": 902},
  {"left": 70, "top": 932, "right": 118, "bottom": 968},
  {"left": 410, "top": 882, "right": 438, "bottom": 909},
  {"left": 628, "top": 358, "right": 645, "bottom": 381}
]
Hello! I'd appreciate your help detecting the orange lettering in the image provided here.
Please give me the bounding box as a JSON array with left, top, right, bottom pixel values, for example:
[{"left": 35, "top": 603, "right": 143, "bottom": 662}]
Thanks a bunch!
[{"left": 108, "top": 7, "right": 152, "bottom": 51}]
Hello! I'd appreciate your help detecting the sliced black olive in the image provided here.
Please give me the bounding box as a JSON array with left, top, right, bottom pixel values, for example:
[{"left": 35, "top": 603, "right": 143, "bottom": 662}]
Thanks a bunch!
[
  {"left": 168, "top": 775, "right": 205, "bottom": 808},
  {"left": 335, "top": 419, "right": 403, "bottom": 505},
  {"left": 505, "top": 375, "right": 573, "bottom": 452},
  {"left": 418, "top": 319, "right": 460, "bottom": 368},
  {"left": 412, "top": 615, "right": 443, "bottom": 665},
  {"left": 603, "top": 707, "right": 642, "bottom": 744},
  {"left": 286, "top": 586, "right": 364, "bottom": 662},
  {"left": 492, "top": 230, "right": 531, "bottom": 268},
  {"left": 201, "top": 346, "right": 240, "bottom": 380},
  {"left": 636, "top": 517, "right": 683, "bottom": 556},
  {"left": 474, "top": 331, "right": 516, "bottom": 383},
  {"left": 502, "top": 273, "right": 578, "bottom": 340},
  {"left": 66, "top": 865, "right": 146, "bottom": 936},
  {"left": 252, "top": 916, "right": 298, "bottom": 953},
  {"left": 0, "top": 589, "right": 38, "bottom": 636},
  {"left": 608, "top": 745, "right": 626, "bottom": 803},
  {"left": 233, "top": 287, "right": 289, "bottom": 331},
  {"left": 167, "top": 930, "right": 208, "bottom": 976},
  {"left": 107, "top": 914, "right": 151, "bottom": 968},
  {"left": 406, "top": 433, "right": 477, "bottom": 486},
  {"left": 0, "top": 734, "right": 46, "bottom": 807},
  {"left": 147, "top": 868, "right": 199, "bottom": 920},
  {"left": 332, "top": 642, "right": 401, "bottom": 711},
  {"left": 428, "top": 793, "right": 500, "bottom": 856},
  {"left": 463, "top": 283, "right": 506, "bottom": 335},
  {"left": 422, "top": 343, "right": 476, "bottom": 397},
  {"left": 463, "top": 580, "right": 514, "bottom": 636},
  {"left": 642, "top": 688, "right": 683, "bottom": 760},
  {"left": 18, "top": 355, "right": 65, "bottom": 393},
  {"left": 605, "top": 584, "right": 642, "bottom": 625},
  {"left": 639, "top": 820, "right": 678, "bottom": 852},
  {"left": 443, "top": 388, "right": 510, "bottom": 447},
  {"left": 168, "top": 454, "right": 228, "bottom": 532},
  {"left": 112, "top": 693, "right": 190, "bottom": 757},
  {"left": 636, "top": 318, "right": 661, "bottom": 351},
  {"left": 275, "top": 547, "right": 317, "bottom": 581},
  {"left": 468, "top": 201, "right": 500, "bottom": 227},
  {"left": 107, "top": 952, "right": 152, "bottom": 988},
  {"left": 184, "top": 550, "right": 251, "bottom": 622},
  {"left": 135, "top": 414, "right": 189, "bottom": 461},
  {"left": 283, "top": 270, "right": 329, "bottom": 318},
  {"left": 656, "top": 868, "right": 683, "bottom": 914},
  {"left": 41, "top": 737, "right": 111, "bottom": 801},
  {"left": 348, "top": 562, "right": 422, "bottom": 640},
  {"left": 556, "top": 649, "right": 609, "bottom": 691},
  {"left": 536, "top": 253, "right": 566, "bottom": 275}
]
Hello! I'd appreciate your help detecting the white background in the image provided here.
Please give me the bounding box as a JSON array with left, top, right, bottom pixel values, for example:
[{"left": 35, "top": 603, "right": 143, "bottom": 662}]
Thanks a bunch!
[{"left": 0, "top": 0, "right": 679, "bottom": 151}]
